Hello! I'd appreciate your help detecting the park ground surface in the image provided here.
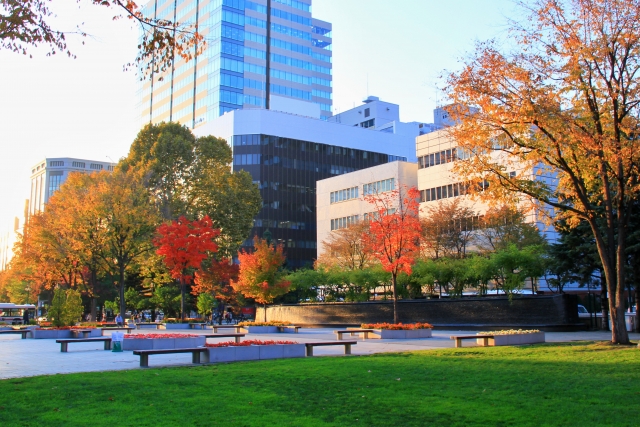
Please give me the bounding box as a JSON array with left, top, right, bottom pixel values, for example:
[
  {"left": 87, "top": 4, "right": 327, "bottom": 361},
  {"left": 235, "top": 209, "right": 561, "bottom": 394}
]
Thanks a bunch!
[{"left": 0, "top": 329, "right": 638, "bottom": 426}]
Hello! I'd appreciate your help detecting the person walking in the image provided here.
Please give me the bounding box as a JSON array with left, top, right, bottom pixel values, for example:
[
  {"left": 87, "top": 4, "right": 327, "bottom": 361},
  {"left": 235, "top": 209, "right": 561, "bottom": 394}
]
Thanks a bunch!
[{"left": 115, "top": 313, "right": 124, "bottom": 326}]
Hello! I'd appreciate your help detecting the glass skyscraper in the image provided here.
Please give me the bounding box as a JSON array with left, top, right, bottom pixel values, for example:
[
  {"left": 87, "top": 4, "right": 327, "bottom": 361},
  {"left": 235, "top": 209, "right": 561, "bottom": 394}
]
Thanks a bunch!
[{"left": 139, "top": 0, "right": 333, "bottom": 128}]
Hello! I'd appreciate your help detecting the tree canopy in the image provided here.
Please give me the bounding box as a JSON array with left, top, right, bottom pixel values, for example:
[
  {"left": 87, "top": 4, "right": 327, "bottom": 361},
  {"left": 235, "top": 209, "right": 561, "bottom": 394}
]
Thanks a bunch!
[{"left": 445, "top": 0, "right": 640, "bottom": 344}]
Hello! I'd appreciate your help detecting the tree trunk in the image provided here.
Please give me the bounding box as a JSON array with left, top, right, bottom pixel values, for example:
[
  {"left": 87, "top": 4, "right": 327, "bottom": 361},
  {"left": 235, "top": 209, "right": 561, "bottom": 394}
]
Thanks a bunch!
[
  {"left": 264, "top": 303, "right": 267, "bottom": 322},
  {"left": 90, "top": 298, "right": 97, "bottom": 322},
  {"left": 180, "top": 278, "right": 186, "bottom": 322},
  {"left": 119, "top": 264, "right": 126, "bottom": 321},
  {"left": 391, "top": 273, "right": 399, "bottom": 324}
]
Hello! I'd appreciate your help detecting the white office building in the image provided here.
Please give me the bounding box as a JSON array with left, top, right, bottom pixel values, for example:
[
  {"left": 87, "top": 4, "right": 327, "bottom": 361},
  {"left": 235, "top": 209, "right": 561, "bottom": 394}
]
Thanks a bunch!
[
  {"left": 316, "top": 161, "right": 418, "bottom": 258},
  {"left": 29, "top": 158, "right": 116, "bottom": 215}
]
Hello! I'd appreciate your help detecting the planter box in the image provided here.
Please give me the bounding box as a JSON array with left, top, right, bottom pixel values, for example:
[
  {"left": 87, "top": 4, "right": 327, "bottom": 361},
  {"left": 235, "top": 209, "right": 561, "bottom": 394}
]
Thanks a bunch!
[
  {"left": 121, "top": 336, "right": 205, "bottom": 351},
  {"left": 478, "top": 332, "right": 545, "bottom": 346},
  {"left": 369, "top": 329, "right": 433, "bottom": 339},
  {"left": 206, "top": 343, "right": 306, "bottom": 363},
  {"left": 31, "top": 329, "right": 98, "bottom": 339},
  {"left": 242, "top": 326, "right": 279, "bottom": 334},
  {"left": 160, "top": 323, "right": 191, "bottom": 330}
]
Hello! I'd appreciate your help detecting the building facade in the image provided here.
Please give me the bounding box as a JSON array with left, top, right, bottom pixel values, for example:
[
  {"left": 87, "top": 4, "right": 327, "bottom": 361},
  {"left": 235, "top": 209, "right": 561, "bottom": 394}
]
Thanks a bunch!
[
  {"left": 139, "top": 0, "right": 333, "bottom": 128},
  {"left": 29, "top": 158, "right": 116, "bottom": 215},
  {"left": 193, "top": 108, "right": 415, "bottom": 267},
  {"left": 316, "top": 161, "right": 418, "bottom": 259}
]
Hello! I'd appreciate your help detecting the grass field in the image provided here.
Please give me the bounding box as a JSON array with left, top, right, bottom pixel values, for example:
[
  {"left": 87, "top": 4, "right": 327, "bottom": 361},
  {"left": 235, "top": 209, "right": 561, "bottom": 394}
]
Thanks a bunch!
[{"left": 2, "top": 342, "right": 638, "bottom": 426}]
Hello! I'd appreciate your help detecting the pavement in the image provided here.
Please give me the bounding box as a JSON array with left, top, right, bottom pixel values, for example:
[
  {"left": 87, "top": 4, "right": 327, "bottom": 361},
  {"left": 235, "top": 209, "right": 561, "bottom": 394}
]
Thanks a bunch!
[{"left": 0, "top": 327, "right": 638, "bottom": 380}]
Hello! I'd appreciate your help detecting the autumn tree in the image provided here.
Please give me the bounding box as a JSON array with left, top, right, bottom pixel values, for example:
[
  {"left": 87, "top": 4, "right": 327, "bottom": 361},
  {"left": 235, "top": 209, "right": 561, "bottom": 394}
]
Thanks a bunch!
[
  {"left": 231, "top": 236, "right": 290, "bottom": 321},
  {"left": 476, "top": 206, "right": 546, "bottom": 253},
  {"left": 193, "top": 258, "right": 239, "bottom": 304},
  {"left": 119, "top": 122, "right": 262, "bottom": 258},
  {"left": 317, "top": 221, "right": 374, "bottom": 270},
  {"left": 445, "top": 0, "right": 640, "bottom": 343},
  {"left": 421, "top": 198, "right": 478, "bottom": 259},
  {"left": 96, "top": 170, "right": 161, "bottom": 320},
  {"left": 154, "top": 216, "right": 220, "bottom": 321},
  {"left": 362, "top": 185, "right": 421, "bottom": 323},
  {"left": 1, "top": 0, "right": 203, "bottom": 77}
]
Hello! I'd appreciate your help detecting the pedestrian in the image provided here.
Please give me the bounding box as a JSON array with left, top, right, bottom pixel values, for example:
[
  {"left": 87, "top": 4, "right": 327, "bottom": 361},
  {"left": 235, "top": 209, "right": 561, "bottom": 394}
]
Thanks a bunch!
[
  {"left": 22, "top": 309, "right": 29, "bottom": 325},
  {"left": 115, "top": 313, "right": 124, "bottom": 326}
]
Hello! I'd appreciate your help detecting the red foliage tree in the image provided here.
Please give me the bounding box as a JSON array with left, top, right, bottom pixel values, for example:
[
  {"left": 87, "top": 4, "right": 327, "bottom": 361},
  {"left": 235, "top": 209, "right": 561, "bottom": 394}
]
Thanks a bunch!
[
  {"left": 154, "top": 216, "right": 220, "bottom": 321},
  {"left": 231, "top": 237, "right": 290, "bottom": 321},
  {"left": 192, "top": 258, "right": 239, "bottom": 303},
  {"left": 362, "top": 185, "right": 422, "bottom": 323}
]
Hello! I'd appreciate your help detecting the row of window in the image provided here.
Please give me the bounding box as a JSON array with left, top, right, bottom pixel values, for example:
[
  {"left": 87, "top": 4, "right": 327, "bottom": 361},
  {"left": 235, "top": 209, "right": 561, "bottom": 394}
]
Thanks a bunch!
[
  {"left": 271, "top": 83, "right": 311, "bottom": 100},
  {"left": 271, "top": 53, "right": 331, "bottom": 74},
  {"left": 234, "top": 153, "right": 261, "bottom": 165},
  {"left": 272, "top": 0, "right": 310, "bottom": 13},
  {"left": 359, "top": 119, "right": 375, "bottom": 129},
  {"left": 245, "top": 32, "right": 332, "bottom": 63},
  {"left": 256, "top": 181, "right": 315, "bottom": 194},
  {"left": 253, "top": 218, "right": 310, "bottom": 230},
  {"left": 262, "top": 200, "right": 314, "bottom": 212},
  {"left": 231, "top": 134, "right": 406, "bottom": 162},
  {"left": 312, "top": 89, "right": 331, "bottom": 99},
  {"left": 363, "top": 178, "right": 395, "bottom": 196},
  {"left": 420, "top": 182, "right": 472, "bottom": 202},
  {"left": 417, "top": 148, "right": 457, "bottom": 169},
  {"left": 330, "top": 186, "right": 359, "bottom": 204},
  {"left": 48, "top": 160, "right": 109, "bottom": 170},
  {"left": 242, "top": 238, "right": 318, "bottom": 249},
  {"left": 262, "top": 155, "right": 357, "bottom": 175},
  {"left": 330, "top": 215, "right": 359, "bottom": 231}
]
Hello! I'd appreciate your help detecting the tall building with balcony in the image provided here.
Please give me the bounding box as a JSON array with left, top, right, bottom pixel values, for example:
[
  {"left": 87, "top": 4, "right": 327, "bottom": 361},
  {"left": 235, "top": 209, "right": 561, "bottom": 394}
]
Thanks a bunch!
[{"left": 139, "top": 0, "right": 333, "bottom": 128}]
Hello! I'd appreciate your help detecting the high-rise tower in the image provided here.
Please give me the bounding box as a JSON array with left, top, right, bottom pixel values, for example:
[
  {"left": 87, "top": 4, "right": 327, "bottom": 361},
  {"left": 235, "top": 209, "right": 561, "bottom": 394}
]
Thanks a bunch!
[{"left": 139, "top": 0, "right": 333, "bottom": 128}]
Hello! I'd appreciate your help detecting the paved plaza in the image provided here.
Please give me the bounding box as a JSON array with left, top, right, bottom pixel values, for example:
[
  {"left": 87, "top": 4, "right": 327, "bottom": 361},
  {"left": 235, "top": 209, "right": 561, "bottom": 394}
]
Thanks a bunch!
[{"left": 0, "top": 328, "right": 637, "bottom": 380}]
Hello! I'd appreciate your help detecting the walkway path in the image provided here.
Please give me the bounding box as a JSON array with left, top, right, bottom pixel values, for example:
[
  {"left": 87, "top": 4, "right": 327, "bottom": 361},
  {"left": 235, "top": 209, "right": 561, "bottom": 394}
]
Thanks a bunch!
[{"left": 0, "top": 328, "right": 637, "bottom": 379}]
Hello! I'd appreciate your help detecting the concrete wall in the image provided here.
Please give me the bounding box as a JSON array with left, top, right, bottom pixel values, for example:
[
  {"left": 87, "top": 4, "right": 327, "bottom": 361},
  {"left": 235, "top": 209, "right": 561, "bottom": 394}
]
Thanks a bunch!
[{"left": 258, "top": 294, "right": 581, "bottom": 330}]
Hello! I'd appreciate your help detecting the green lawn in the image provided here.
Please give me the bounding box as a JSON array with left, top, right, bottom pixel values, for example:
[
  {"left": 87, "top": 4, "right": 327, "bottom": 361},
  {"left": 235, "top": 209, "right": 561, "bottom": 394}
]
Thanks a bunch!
[{"left": 2, "top": 342, "right": 638, "bottom": 426}]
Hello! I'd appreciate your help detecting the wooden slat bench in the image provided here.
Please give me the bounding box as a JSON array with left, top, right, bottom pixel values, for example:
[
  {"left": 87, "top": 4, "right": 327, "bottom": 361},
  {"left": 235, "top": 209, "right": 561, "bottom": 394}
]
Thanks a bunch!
[
  {"left": 0, "top": 330, "right": 31, "bottom": 339},
  {"left": 450, "top": 335, "right": 494, "bottom": 348},
  {"left": 304, "top": 341, "right": 357, "bottom": 356},
  {"left": 203, "top": 333, "right": 245, "bottom": 343},
  {"left": 211, "top": 325, "right": 243, "bottom": 333},
  {"left": 133, "top": 348, "right": 208, "bottom": 368},
  {"left": 101, "top": 327, "right": 134, "bottom": 335},
  {"left": 56, "top": 337, "right": 112, "bottom": 352},
  {"left": 334, "top": 329, "right": 374, "bottom": 340},
  {"left": 276, "top": 325, "right": 301, "bottom": 333}
]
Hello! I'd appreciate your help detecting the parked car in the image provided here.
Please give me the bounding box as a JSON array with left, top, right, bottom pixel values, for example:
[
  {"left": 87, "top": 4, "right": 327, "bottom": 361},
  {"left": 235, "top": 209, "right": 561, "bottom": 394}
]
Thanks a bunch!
[{"left": 577, "top": 305, "right": 590, "bottom": 317}]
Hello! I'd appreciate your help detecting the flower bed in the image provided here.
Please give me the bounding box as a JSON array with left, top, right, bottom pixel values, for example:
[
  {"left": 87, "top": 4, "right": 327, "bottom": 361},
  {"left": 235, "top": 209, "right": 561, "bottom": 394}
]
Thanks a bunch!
[
  {"left": 159, "top": 323, "right": 191, "bottom": 330},
  {"left": 204, "top": 340, "right": 305, "bottom": 362},
  {"left": 121, "top": 333, "right": 205, "bottom": 351},
  {"left": 359, "top": 323, "right": 433, "bottom": 339},
  {"left": 239, "top": 321, "right": 292, "bottom": 334},
  {"left": 477, "top": 330, "right": 545, "bottom": 346}
]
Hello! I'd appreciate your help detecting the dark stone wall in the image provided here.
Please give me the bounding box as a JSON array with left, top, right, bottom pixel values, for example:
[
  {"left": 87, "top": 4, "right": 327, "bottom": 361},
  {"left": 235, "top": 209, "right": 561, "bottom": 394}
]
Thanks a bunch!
[{"left": 259, "top": 294, "right": 582, "bottom": 330}]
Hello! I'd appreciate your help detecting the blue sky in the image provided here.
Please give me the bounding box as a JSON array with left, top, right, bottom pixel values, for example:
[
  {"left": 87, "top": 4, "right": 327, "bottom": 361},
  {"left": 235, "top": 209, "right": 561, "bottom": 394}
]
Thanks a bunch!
[{"left": 0, "top": 0, "right": 516, "bottom": 242}]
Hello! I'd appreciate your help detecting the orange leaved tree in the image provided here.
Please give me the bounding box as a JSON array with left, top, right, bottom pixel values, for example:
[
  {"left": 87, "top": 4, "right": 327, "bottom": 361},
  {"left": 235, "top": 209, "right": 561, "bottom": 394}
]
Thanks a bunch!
[
  {"left": 362, "top": 185, "right": 422, "bottom": 323},
  {"left": 193, "top": 258, "right": 240, "bottom": 304},
  {"left": 154, "top": 216, "right": 220, "bottom": 321},
  {"left": 232, "top": 237, "right": 290, "bottom": 321}
]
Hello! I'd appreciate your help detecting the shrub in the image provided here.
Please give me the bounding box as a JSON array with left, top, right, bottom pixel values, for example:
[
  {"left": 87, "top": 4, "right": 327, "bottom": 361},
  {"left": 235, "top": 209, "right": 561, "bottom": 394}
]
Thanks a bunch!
[
  {"left": 205, "top": 339, "right": 297, "bottom": 347},
  {"left": 48, "top": 288, "right": 66, "bottom": 327},
  {"left": 478, "top": 329, "right": 541, "bottom": 335},
  {"left": 238, "top": 321, "right": 292, "bottom": 327},
  {"left": 62, "top": 289, "right": 83, "bottom": 326}
]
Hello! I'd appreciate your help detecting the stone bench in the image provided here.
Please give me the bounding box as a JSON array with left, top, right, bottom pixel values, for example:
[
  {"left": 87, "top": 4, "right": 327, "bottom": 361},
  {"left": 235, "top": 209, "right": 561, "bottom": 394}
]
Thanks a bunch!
[
  {"left": 133, "top": 348, "right": 208, "bottom": 368},
  {"left": 56, "top": 337, "right": 112, "bottom": 352},
  {"left": 188, "top": 323, "right": 208, "bottom": 329},
  {"left": 70, "top": 329, "right": 94, "bottom": 339},
  {"left": 101, "top": 327, "right": 134, "bottom": 335},
  {"left": 334, "top": 329, "right": 374, "bottom": 340},
  {"left": 211, "top": 325, "right": 243, "bottom": 333},
  {"left": 304, "top": 341, "right": 357, "bottom": 356},
  {"left": 0, "top": 330, "right": 31, "bottom": 339},
  {"left": 450, "top": 335, "right": 493, "bottom": 348},
  {"left": 202, "top": 333, "right": 245, "bottom": 344},
  {"left": 276, "top": 325, "right": 301, "bottom": 333}
]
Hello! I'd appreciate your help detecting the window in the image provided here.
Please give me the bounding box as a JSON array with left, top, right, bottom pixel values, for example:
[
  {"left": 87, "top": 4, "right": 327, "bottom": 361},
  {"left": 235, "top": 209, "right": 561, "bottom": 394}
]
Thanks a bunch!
[
  {"left": 363, "top": 178, "right": 395, "bottom": 195},
  {"left": 49, "top": 161, "right": 64, "bottom": 167},
  {"left": 330, "top": 215, "right": 359, "bottom": 231},
  {"left": 90, "top": 163, "right": 103, "bottom": 170},
  {"left": 72, "top": 161, "right": 85, "bottom": 168},
  {"left": 330, "top": 186, "right": 358, "bottom": 204},
  {"left": 364, "top": 108, "right": 370, "bottom": 118}
]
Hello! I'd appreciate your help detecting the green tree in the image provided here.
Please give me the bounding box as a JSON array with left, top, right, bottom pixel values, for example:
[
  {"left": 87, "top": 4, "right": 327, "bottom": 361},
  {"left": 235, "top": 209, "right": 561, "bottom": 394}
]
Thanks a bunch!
[
  {"left": 62, "top": 289, "right": 83, "bottom": 326},
  {"left": 49, "top": 288, "right": 66, "bottom": 327},
  {"left": 196, "top": 293, "right": 215, "bottom": 319},
  {"left": 119, "top": 122, "right": 261, "bottom": 258}
]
